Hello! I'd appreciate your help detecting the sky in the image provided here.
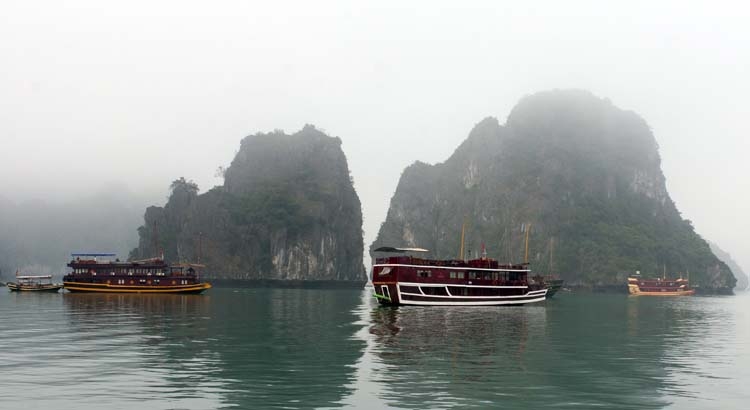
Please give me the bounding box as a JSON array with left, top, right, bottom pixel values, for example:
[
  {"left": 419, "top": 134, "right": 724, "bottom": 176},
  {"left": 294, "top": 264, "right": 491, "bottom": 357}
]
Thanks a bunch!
[{"left": 1, "top": 0, "right": 748, "bottom": 272}]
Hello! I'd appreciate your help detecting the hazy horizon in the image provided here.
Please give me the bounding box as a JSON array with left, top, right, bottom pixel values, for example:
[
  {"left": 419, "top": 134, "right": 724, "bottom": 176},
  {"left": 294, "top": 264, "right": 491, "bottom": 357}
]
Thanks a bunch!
[{"left": 2, "top": 1, "right": 748, "bottom": 273}]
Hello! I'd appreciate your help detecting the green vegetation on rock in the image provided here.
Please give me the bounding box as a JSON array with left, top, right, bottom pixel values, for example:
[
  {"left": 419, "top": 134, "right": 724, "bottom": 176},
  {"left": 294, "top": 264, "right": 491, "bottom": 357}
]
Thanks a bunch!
[
  {"left": 130, "top": 125, "right": 365, "bottom": 282},
  {"left": 372, "top": 90, "right": 735, "bottom": 292}
]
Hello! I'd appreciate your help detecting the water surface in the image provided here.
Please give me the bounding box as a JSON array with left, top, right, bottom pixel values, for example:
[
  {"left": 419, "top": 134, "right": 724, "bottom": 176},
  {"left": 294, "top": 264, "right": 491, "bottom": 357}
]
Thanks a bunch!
[{"left": 0, "top": 288, "right": 748, "bottom": 409}]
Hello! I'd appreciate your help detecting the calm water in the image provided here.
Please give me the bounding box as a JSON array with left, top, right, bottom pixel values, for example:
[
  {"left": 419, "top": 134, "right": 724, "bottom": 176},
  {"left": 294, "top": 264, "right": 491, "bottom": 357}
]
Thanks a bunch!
[{"left": 1, "top": 288, "right": 749, "bottom": 409}]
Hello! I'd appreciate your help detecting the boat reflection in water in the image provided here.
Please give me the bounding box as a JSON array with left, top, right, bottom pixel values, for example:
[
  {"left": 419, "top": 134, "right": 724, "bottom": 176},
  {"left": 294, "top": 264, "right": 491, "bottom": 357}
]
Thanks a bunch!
[
  {"left": 62, "top": 291, "right": 231, "bottom": 409},
  {"left": 61, "top": 288, "right": 365, "bottom": 409},
  {"left": 366, "top": 301, "right": 547, "bottom": 408},
  {"left": 358, "top": 292, "right": 697, "bottom": 409}
]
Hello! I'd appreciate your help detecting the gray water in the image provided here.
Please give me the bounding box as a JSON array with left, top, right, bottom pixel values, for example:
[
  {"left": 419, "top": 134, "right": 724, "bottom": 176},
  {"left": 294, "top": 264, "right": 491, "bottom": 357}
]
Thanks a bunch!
[{"left": 0, "top": 288, "right": 748, "bottom": 409}]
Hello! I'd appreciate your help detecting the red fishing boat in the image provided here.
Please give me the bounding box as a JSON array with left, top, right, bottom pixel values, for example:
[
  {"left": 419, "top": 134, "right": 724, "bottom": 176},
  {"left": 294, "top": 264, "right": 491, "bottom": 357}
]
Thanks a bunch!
[
  {"left": 63, "top": 253, "right": 211, "bottom": 294},
  {"left": 371, "top": 247, "right": 547, "bottom": 306}
]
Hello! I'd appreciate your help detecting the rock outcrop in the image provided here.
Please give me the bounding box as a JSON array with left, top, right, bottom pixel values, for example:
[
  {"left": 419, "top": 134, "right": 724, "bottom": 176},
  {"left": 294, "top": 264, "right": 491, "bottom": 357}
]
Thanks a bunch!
[
  {"left": 130, "top": 125, "right": 365, "bottom": 283},
  {"left": 372, "top": 90, "right": 735, "bottom": 292},
  {"left": 708, "top": 241, "right": 748, "bottom": 290}
]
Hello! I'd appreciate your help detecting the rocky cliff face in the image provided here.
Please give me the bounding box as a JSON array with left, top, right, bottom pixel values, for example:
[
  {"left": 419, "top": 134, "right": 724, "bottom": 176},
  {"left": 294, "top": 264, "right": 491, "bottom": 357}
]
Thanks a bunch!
[
  {"left": 372, "top": 90, "right": 735, "bottom": 291},
  {"left": 708, "top": 241, "right": 748, "bottom": 290},
  {"left": 131, "top": 125, "right": 365, "bottom": 283}
]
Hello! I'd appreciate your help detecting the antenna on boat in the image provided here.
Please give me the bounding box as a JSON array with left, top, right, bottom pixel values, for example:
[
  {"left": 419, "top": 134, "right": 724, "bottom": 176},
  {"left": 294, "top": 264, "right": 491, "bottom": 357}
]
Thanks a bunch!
[
  {"left": 663, "top": 264, "right": 666, "bottom": 280},
  {"left": 523, "top": 223, "right": 532, "bottom": 264}
]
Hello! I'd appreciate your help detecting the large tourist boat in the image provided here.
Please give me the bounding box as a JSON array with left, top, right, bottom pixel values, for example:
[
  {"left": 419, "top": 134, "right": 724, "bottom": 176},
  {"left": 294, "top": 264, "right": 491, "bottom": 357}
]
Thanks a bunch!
[
  {"left": 7, "top": 273, "right": 63, "bottom": 292},
  {"left": 63, "top": 253, "right": 211, "bottom": 294},
  {"left": 371, "top": 247, "right": 547, "bottom": 306},
  {"left": 627, "top": 272, "right": 694, "bottom": 296}
]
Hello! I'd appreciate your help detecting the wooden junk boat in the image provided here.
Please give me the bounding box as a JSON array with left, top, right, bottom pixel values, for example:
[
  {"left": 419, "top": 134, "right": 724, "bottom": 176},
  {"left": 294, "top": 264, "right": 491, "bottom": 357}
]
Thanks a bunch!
[
  {"left": 371, "top": 247, "right": 548, "bottom": 306},
  {"left": 7, "top": 274, "right": 63, "bottom": 292},
  {"left": 627, "top": 272, "right": 695, "bottom": 296},
  {"left": 63, "top": 253, "right": 211, "bottom": 294}
]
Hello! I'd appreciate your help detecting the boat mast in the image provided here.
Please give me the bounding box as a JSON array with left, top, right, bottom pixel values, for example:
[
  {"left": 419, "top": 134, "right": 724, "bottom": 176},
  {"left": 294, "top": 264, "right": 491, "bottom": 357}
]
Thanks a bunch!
[
  {"left": 458, "top": 220, "right": 466, "bottom": 261},
  {"left": 524, "top": 223, "right": 532, "bottom": 264},
  {"left": 549, "top": 237, "right": 554, "bottom": 275},
  {"left": 198, "top": 231, "right": 203, "bottom": 264},
  {"left": 151, "top": 221, "right": 160, "bottom": 260}
]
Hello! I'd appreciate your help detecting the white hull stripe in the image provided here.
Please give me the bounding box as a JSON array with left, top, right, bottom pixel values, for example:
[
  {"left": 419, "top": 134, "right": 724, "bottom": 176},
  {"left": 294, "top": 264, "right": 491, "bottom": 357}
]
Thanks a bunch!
[
  {"left": 397, "top": 297, "right": 547, "bottom": 306},
  {"left": 373, "top": 264, "right": 529, "bottom": 272},
  {"left": 399, "top": 281, "right": 527, "bottom": 289},
  {"left": 400, "top": 291, "right": 546, "bottom": 299}
]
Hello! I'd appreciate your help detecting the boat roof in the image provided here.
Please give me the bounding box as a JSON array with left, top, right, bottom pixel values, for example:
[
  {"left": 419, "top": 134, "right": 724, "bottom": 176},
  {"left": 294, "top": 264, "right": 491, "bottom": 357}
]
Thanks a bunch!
[
  {"left": 171, "top": 263, "right": 206, "bottom": 268},
  {"left": 373, "top": 246, "right": 429, "bottom": 253},
  {"left": 130, "top": 257, "right": 164, "bottom": 264},
  {"left": 71, "top": 253, "right": 116, "bottom": 257},
  {"left": 16, "top": 275, "right": 52, "bottom": 279}
]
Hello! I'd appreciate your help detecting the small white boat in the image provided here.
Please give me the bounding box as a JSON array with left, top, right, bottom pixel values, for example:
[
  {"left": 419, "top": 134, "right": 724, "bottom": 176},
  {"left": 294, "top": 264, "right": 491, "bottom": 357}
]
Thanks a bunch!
[{"left": 7, "top": 273, "right": 63, "bottom": 292}]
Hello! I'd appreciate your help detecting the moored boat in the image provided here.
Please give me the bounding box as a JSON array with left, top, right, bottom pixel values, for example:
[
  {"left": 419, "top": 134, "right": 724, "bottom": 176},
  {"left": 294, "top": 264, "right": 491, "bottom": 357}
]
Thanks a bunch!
[
  {"left": 7, "top": 274, "right": 63, "bottom": 292},
  {"left": 544, "top": 278, "right": 565, "bottom": 297},
  {"left": 63, "top": 253, "right": 211, "bottom": 294},
  {"left": 371, "top": 247, "right": 547, "bottom": 306},
  {"left": 627, "top": 272, "right": 694, "bottom": 296}
]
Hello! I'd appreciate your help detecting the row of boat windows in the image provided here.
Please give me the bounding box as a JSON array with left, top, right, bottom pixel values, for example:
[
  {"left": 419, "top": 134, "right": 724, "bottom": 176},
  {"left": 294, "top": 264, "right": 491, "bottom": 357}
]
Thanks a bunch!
[
  {"left": 107, "top": 279, "right": 191, "bottom": 285},
  {"left": 71, "top": 268, "right": 170, "bottom": 276},
  {"left": 416, "top": 270, "right": 521, "bottom": 281}
]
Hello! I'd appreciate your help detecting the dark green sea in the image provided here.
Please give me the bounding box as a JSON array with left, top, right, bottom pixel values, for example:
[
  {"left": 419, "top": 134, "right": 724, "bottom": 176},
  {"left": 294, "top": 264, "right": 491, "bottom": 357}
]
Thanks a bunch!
[{"left": 1, "top": 288, "right": 748, "bottom": 409}]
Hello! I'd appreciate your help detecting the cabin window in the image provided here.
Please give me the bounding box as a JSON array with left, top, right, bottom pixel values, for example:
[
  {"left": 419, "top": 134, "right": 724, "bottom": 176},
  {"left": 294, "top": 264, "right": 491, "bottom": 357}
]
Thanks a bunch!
[
  {"left": 128, "top": 270, "right": 133, "bottom": 276},
  {"left": 468, "top": 271, "right": 477, "bottom": 279},
  {"left": 417, "top": 270, "right": 431, "bottom": 278},
  {"left": 449, "top": 272, "right": 456, "bottom": 279}
]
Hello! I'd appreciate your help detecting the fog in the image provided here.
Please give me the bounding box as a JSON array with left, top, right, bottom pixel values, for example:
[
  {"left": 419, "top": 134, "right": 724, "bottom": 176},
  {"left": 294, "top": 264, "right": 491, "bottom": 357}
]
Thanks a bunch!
[{"left": 1, "top": 0, "right": 748, "bottom": 271}]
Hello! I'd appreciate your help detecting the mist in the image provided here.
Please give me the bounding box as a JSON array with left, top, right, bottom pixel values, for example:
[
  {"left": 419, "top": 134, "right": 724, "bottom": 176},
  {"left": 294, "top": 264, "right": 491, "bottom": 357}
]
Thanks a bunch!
[{"left": 1, "top": 0, "right": 748, "bottom": 273}]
